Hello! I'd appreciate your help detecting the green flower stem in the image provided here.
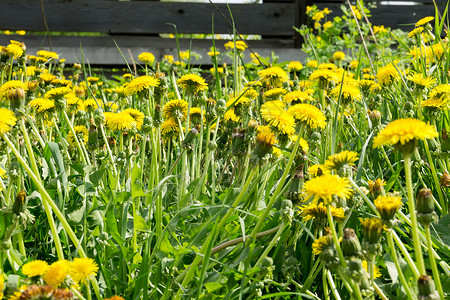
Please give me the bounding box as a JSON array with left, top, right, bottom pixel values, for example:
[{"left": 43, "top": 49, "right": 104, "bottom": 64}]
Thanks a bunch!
[
  {"left": 249, "top": 125, "right": 304, "bottom": 239},
  {"left": 403, "top": 153, "right": 426, "bottom": 275},
  {"left": 17, "top": 122, "right": 65, "bottom": 260},
  {"left": 373, "top": 282, "right": 388, "bottom": 300},
  {"left": 387, "top": 230, "right": 414, "bottom": 300},
  {"left": 327, "top": 269, "right": 342, "bottom": 300},
  {"left": 425, "top": 224, "right": 445, "bottom": 299},
  {"left": 24, "top": 114, "right": 46, "bottom": 148},
  {"left": 323, "top": 269, "right": 330, "bottom": 300},
  {"left": 300, "top": 259, "right": 322, "bottom": 293},
  {"left": 348, "top": 178, "right": 379, "bottom": 216},
  {"left": 368, "top": 254, "right": 375, "bottom": 284},
  {"left": 175, "top": 167, "right": 258, "bottom": 299},
  {"left": 8, "top": 249, "right": 23, "bottom": 268},
  {"left": 392, "top": 230, "right": 420, "bottom": 278},
  {"left": 380, "top": 145, "right": 407, "bottom": 197},
  {"left": 423, "top": 140, "right": 446, "bottom": 212},
  {"left": 16, "top": 231, "right": 26, "bottom": 257},
  {"left": 62, "top": 110, "right": 89, "bottom": 165},
  {"left": 208, "top": 224, "right": 281, "bottom": 260},
  {"left": 99, "top": 124, "right": 118, "bottom": 178},
  {"left": 2, "top": 134, "right": 103, "bottom": 300},
  {"left": 326, "top": 204, "right": 346, "bottom": 269},
  {"left": 254, "top": 221, "right": 286, "bottom": 267}
]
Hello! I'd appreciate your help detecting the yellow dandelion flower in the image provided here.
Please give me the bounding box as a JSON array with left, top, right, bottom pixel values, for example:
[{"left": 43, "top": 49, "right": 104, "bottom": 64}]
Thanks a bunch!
[
  {"left": 264, "top": 88, "right": 287, "bottom": 99},
  {"left": 288, "top": 103, "right": 326, "bottom": 129},
  {"left": 368, "top": 178, "right": 385, "bottom": 198},
  {"left": 0, "top": 274, "right": 3, "bottom": 299},
  {"left": 303, "top": 174, "right": 353, "bottom": 205},
  {"left": 39, "top": 73, "right": 57, "bottom": 83},
  {"left": 254, "top": 130, "right": 276, "bottom": 158},
  {"left": 260, "top": 100, "right": 295, "bottom": 136},
  {"left": 123, "top": 108, "right": 144, "bottom": 129},
  {"left": 69, "top": 257, "right": 98, "bottom": 284},
  {"left": 373, "top": 25, "right": 388, "bottom": 35},
  {"left": 138, "top": 52, "right": 155, "bottom": 64},
  {"left": 104, "top": 111, "right": 137, "bottom": 131},
  {"left": 83, "top": 98, "right": 100, "bottom": 112},
  {"left": 28, "top": 98, "right": 55, "bottom": 113},
  {"left": 360, "top": 217, "right": 384, "bottom": 244},
  {"left": 163, "top": 99, "right": 188, "bottom": 120},
  {"left": 283, "top": 90, "right": 313, "bottom": 104},
  {"left": 189, "top": 107, "right": 204, "bottom": 125},
  {"left": 349, "top": 60, "right": 359, "bottom": 69},
  {"left": 309, "top": 69, "right": 339, "bottom": 84},
  {"left": 0, "top": 108, "right": 17, "bottom": 134},
  {"left": 362, "top": 261, "right": 381, "bottom": 278},
  {"left": 37, "top": 50, "right": 59, "bottom": 60},
  {"left": 323, "top": 21, "right": 333, "bottom": 31},
  {"left": 44, "top": 87, "right": 72, "bottom": 100},
  {"left": 258, "top": 67, "right": 289, "bottom": 87},
  {"left": 375, "top": 195, "right": 402, "bottom": 222},
  {"left": 333, "top": 51, "right": 345, "bottom": 61},
  {"left": 21, "top": 260, "right": 49, "bottom": 277},
  {"left": 372, "top": 118, "right": 438, "bottom": 149},
  {"left": 308, "top": 164, "right": 330, "bottom": 177},
  {"left": 407, "top": 73, "right": 436, "bottom": 89},
  {"left": 288, "top": 61, "right": 303, "bottom": 72},
  {"left": 6, "top": 43, "right": 23, "bottom": 58},
  {"left": 0, "top": 167, "right": 6, "bottom": 178},
  {"left": 43, "top": 260, "right": 70, "bottom": 287},
  {"left": 207, "top": 50, "right": 220, "bottom": 57},
  {"left": 177, "top": 74, "right": 208, "bottom": 94},
  {"left": 324, "top": 150, "right": 359, "bottom": 171},
  {"left": 161, "top": 118, "right": 180, "bottom": 142},
  {"left": 0, "top": 80, "right": 25, "bottom": 99},
  {"left": 408, "top": 27, "right": 424, "bottom": 38},
  {"left": 307, "top": 60, "right": 318, "bottom": 68},
  {"left": 224, "top": 40, "right": 247, "bottom": 51},
  {"left": 416, "top": 16, "right": 434, "bottom": 27},
  {"left": 125, "top": 76, "right": 159, "bottom": 96},
  {"left": 105, "top": 296, "right": 125, "bottom": 300},
  {"left": 300, "top": 202, "right": 345, "bottom": 222},
  {"left": 67, "top": 125, "right": 89, "bottom": 146},
  {"left": 377, "top": 63, "right": 400, "bottom": 85},
  {"left": 242, "top": 88, "right": 258, "bottom": 99},
  {"left": 312, "top": 234, "right": 335, "bottom": 255},
  {"left": 330, "top": 84, "right": 362, "bottom": 104},
  {"left": 422, "top": 98, "right": 448, "bottom": 110},
  {"left": 224, "top": 109, "right": 240, "bottom": 123}
]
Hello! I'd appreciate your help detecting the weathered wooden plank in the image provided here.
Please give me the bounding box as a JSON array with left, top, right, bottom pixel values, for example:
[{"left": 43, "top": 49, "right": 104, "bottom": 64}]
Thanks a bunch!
[
  {"left": 0, "top": 1, "right": 295, "bottom": 36},
  {"left": 0, "top": 34, "right": 302, "bottom": 65}
]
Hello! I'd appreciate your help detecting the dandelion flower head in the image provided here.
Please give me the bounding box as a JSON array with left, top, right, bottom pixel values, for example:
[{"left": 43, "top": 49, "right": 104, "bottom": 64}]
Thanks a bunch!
[
  {"left": 303, "top": 174, "right": 353, "bottom": 205},
  {"left": 163, "top": 99, "right": 188, "bottom": 120},
  {"left": 177, "top": 74, "right": 208, "bottom": 94},
  {"left": 0, "top": 108, "right": 17, "bottom": 134},
  {"left": 260, "top": 100, "right": 295, "bottom": 136},
  {"left": 288, "top": 103, "right": 326, "bottom": 129},
  {"left": 21, "top": 260, "right": 49, "bottom": 277},
  {"left": 69, "top": 257, "right": 98, "bottom": 284},
  {"left": 104, "top": 111, "right": 137, "bottom": 131},
  {"left": 125, "top": 76, "right": 159, "bottom": 96},
  {"left": 372, "top": 118, "right": 438, "bottom": 148}
]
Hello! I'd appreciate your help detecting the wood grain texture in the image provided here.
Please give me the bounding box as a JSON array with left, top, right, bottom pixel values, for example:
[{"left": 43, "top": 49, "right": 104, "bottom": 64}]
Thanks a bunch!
[{"left": 0, "top": 0, "right": 296, "bottom": 36}]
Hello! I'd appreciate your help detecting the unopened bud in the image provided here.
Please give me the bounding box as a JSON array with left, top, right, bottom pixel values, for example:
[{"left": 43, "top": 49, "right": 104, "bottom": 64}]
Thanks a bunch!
[
  {"left": 440, "top": 172, "right": 450, "bottom": 188},
  {"left": 368, "top": 110, "right": 381, "bottom": 127},
  {"left": 342, "top": 228, "right": 362, "bottom": 258},
  {"left": 418, "top": 274, "right": 440, "bottom": 300},
  {"left": 416, "top": 188, "right": 437, "bottom": 225},
  {"left": 12, "top": 190, "right": 26, "bottom": 215}
]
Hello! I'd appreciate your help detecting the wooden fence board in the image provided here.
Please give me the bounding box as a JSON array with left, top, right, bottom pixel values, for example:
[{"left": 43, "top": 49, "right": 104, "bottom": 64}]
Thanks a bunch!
[{"left": 0, "top": 0, "right": 296, "bottom": 36}]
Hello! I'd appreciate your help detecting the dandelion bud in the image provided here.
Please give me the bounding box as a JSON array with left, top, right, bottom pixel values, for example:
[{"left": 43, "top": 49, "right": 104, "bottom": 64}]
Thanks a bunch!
[
  {"left": 441, "top": 128, "right": 450, "bottom": 152},
  {"left": 232, "top": 128, "right": 246, "bottom": 155},
  {"left": 6, "top": 87, "right": 25, "bottom": 110},
  {"left": 416, "top": 188, "right": 437, "bottom": 225},
  {"left": 368, "top": 110, "right": 381, "bottom": 127},
  {"left": 261, "top": 257, "right": 273, "bottom": 268},
  {"left": 76, "top": 110, "right": 87, "bottom": 124},
  {"left": 404, "top": 101, "right": 414, "bottom": 111},
  {"left": 253, "top": 130, "right": 275, "bottom": 159},
  {"left": 12, "top": 190, "right": 26, "bottom": 215},
  {"left": 345, "top": 258, "right": 365, "bottom": 281},
  {"left": 342, "top": 228, "right": 362, "bottom": 258},
  {"left": 141, "top": 116, "right": 153, "bottom": 134},
  {"left": 286, "top": 171, "right": 303, "bottom": 201},
  {"left": 88, "top": 124, "right": 98, "bottom": 147},
  {"left": 313, "top": 234, "right": 340, "bottom": 269},
  {"left": 368, "top": 178, "right": 385, "bottom": 199},
  {"left": 216, "top": 99, "right": 227, "bottom": 116},
  {"left": 374, "top": 195, "right": 402, "bottom": 227},
  {"left": 440, "top": 172, "right": 450, "bottom": 188},
  {"left": 8, "top": 161, "right": 21, "bottom": 180},
  {"left": 154, "top": 104, "right": 162, "bottom": 126},
  {"left": 93, "top": 108, "right": 105, "bottom": 126},
  {"left": 183, "top": 125, "right": 200, "bottom": 149},
  {"left": 310, "top": 131, "right": 321, "bottom": 142},
  {"left": 360, "top": 218, "right": 384, "bottom": 255},
  {"left": 418, "top": 274, "right": 440, "bottom": 300}
]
